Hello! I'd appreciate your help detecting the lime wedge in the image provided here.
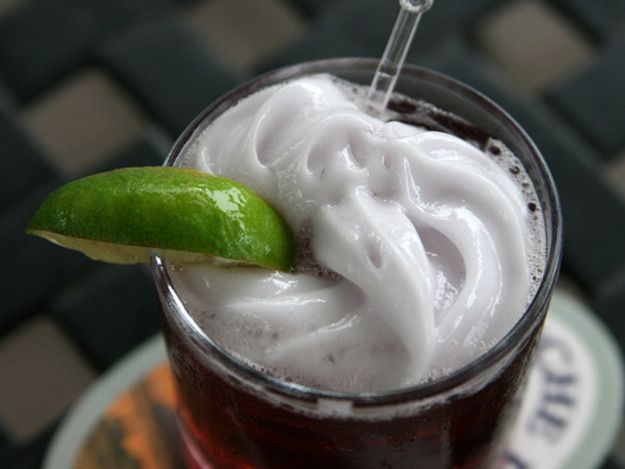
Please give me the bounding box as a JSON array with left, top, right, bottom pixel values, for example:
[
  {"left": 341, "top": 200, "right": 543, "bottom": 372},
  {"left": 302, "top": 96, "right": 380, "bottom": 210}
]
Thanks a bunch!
[{"left": 26, "top": 167, "right": 295, "bottom": 271}]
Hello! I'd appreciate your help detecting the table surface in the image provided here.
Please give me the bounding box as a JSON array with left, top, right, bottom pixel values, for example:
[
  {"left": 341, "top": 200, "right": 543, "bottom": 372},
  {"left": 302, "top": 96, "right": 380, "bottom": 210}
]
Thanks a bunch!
[{"left": 1, "top": 1, "right": 625, "bottom": 468}]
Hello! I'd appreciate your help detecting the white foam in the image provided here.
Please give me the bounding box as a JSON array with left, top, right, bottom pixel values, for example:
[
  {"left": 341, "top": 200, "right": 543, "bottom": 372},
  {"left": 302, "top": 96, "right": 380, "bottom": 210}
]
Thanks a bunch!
[{"left": 170, "top": 74, "right": 546, "bottom": 392}]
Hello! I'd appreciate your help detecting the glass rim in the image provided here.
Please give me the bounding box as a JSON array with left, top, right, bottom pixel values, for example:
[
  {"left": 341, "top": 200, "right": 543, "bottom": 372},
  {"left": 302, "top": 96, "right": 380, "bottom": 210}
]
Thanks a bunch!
[{"left": 152, "top": 57, "right": 563, "bottom": 406}]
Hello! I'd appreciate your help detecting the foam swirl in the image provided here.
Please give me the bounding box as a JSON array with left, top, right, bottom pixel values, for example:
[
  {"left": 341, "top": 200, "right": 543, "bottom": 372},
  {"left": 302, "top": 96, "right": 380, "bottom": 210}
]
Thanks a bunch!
[{"left": 172, "top": 75, "right": 540, "bottom": 391}]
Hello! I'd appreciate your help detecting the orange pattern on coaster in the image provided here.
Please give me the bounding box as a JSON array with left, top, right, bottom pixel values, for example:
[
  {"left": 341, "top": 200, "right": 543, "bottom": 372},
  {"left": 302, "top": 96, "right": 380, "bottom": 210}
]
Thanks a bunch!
[{"left": 73, "top": 363, "right": 184, "bottom": 469}]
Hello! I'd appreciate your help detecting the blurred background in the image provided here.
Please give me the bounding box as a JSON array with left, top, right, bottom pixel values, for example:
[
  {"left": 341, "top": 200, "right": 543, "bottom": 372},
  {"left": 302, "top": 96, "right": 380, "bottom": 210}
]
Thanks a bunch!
[{"left": 0, "top": 0, "right": 624, "bottom": 467}]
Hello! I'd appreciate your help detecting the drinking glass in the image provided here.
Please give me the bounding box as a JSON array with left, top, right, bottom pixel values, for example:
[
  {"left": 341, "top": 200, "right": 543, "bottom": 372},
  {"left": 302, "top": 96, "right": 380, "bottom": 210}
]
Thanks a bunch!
[{"left": 152, "top": 58, "right": 562, "bottom": 469}]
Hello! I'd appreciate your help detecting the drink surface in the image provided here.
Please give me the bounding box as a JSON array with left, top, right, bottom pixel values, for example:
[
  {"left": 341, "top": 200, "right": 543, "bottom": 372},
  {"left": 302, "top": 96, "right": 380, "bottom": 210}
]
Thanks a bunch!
[{"left": 168, "top": 74, "right": 546, "bottom": 392}]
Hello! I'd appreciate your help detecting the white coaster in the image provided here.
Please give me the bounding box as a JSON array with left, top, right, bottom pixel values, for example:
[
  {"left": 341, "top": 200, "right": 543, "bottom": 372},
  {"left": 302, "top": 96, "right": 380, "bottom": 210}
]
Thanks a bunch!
[{"left": 501, "top": 292, "right": 624, "bottom": 468}]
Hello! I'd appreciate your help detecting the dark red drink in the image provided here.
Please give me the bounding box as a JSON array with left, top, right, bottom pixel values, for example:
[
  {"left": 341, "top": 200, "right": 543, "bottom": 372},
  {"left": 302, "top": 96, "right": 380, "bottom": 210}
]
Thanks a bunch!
[
  {"left": 152, "top": 59, "right": 562, "bottom": 469},
  {"left": 160, "top": 304, "right": 542, "bottom": 469}
]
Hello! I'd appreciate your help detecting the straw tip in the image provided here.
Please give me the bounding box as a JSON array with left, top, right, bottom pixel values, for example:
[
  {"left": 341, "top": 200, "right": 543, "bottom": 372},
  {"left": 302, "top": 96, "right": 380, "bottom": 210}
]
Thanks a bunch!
[{"left": 400, "top": 0, "right": 434, "bottom": 13}]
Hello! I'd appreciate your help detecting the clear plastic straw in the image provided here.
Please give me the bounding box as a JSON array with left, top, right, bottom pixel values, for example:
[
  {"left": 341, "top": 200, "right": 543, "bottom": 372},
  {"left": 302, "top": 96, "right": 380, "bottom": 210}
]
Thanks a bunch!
[{"left": 366, "top": 0, "right": 434, "bottom": 116}]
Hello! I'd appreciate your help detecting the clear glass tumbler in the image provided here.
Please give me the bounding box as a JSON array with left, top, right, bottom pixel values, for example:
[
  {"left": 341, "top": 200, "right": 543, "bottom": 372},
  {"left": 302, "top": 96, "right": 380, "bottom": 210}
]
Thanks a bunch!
[{"left": 152, "top": 58, "right": 562, "bottom": 469}]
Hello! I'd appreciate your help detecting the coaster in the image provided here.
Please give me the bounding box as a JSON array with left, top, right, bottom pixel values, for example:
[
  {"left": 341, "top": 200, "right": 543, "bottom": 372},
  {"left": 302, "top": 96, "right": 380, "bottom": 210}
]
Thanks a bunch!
[
  {"left": 502, "top": 292, "right": 624, "bottom": 469},
  {"left": 43, "top": 291, "right": 624, "bottom": 469},
  {"left": 43, "top": 335, "right": 171, "bottom": 469}
]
